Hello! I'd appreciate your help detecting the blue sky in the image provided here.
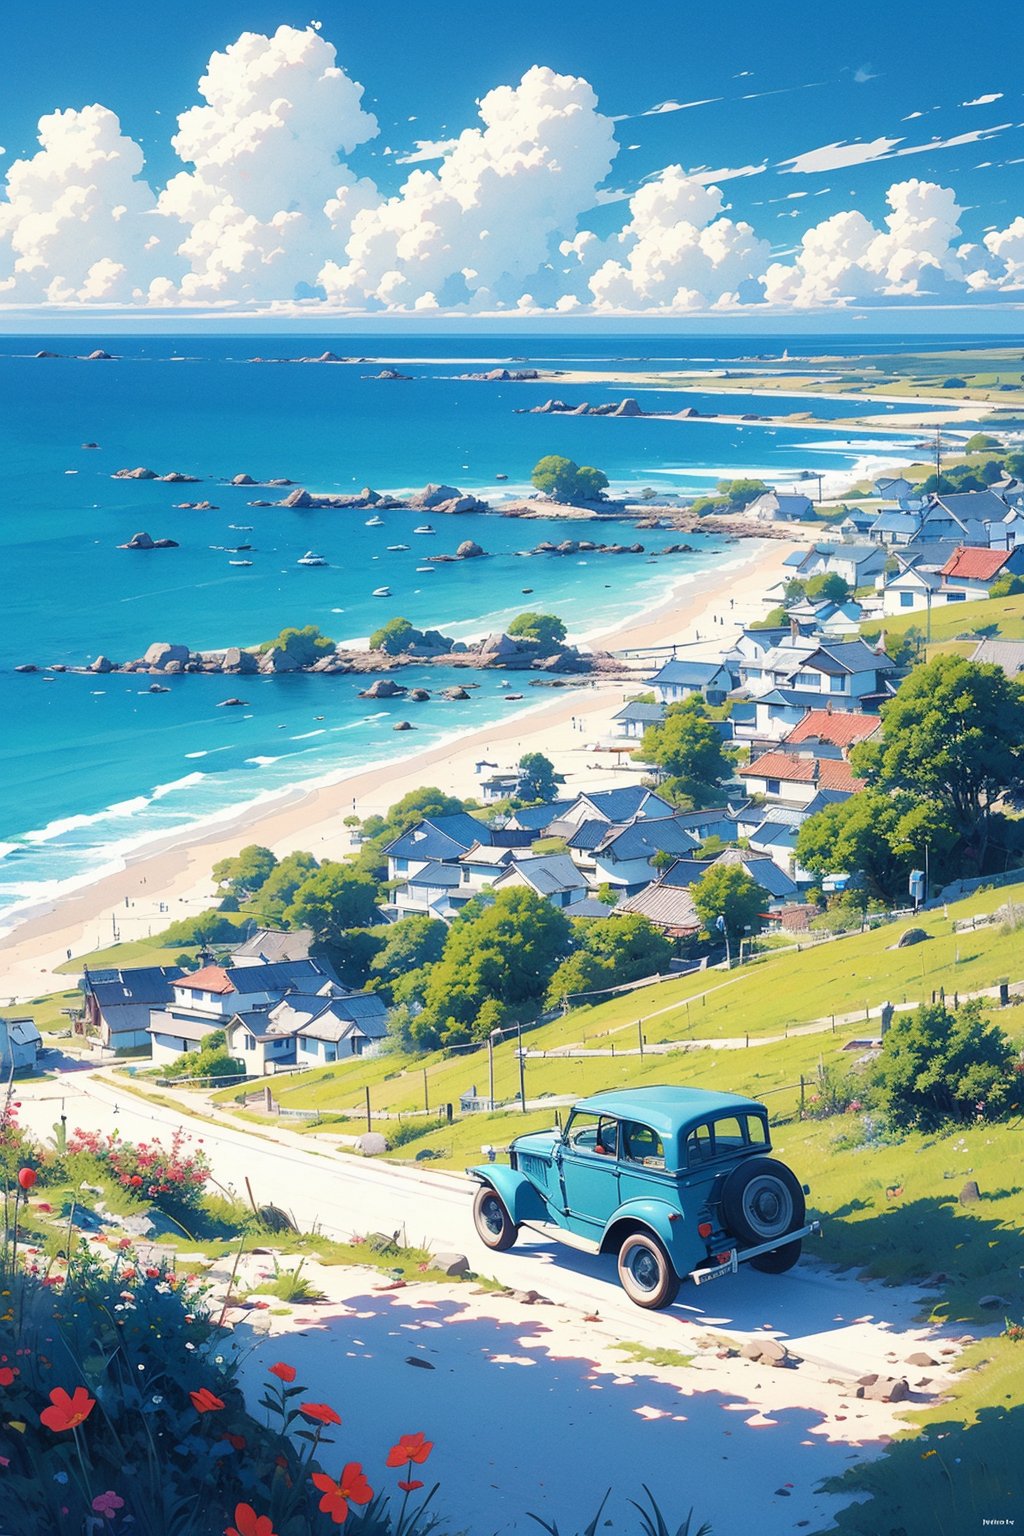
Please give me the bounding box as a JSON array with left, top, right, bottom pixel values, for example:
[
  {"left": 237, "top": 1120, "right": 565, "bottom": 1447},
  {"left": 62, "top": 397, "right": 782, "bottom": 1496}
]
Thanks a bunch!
[{"left": 1, "top": 2, "right": 1023, "bottom": 323}]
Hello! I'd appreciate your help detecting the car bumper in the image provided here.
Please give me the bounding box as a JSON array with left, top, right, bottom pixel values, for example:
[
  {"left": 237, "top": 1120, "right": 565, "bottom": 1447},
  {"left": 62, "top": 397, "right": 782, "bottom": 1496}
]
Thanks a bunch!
[{"left": 688, "top": 1220, "right": 821, "bottom": 1287}]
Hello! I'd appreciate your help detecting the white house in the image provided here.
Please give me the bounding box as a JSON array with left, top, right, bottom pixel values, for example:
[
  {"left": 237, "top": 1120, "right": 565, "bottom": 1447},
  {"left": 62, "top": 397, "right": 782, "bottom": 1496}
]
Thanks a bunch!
[
  {"left": 565, "top": 815, "right": 702, "bottom": 891},
  {"left": 146, "top": 958, "right": 341, "bottom": 1063},
  {"left": 646, "top": 659, "right": 731, "bottom": 706},
  {"left": 611, "top": 700, "right": 667, "bottom": 739},
  {"left": 0, "top": 1016, "right": 42, "bottom": 1074},
  {"left": 225, "top": 990, "right": 388, "bottom": 1074},
  {"left": 744, "top": 489, "right": 813, "bottom": 523},
  {"left": 491, "top": 854, "right": 591, "bottom": 908}
]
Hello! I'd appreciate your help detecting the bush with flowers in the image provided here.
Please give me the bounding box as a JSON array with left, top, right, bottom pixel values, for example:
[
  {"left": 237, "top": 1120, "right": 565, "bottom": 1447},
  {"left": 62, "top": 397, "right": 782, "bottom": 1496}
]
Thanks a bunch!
[{"left": 63, "top": 1125, "right": 211, "bottom": 1221}]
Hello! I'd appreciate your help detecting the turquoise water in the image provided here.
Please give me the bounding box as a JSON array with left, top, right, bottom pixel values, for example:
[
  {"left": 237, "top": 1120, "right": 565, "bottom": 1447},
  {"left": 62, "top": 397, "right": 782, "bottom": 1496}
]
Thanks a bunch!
[{"left": 0, "top": 334, "right": 943, "bottom": 928}]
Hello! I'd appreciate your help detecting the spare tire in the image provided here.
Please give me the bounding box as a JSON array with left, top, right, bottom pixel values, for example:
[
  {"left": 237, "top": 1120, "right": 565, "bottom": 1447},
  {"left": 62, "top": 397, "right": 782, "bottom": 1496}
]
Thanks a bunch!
[{"left": 720, "top": 1157, "right": 804, "bottom": 1247}]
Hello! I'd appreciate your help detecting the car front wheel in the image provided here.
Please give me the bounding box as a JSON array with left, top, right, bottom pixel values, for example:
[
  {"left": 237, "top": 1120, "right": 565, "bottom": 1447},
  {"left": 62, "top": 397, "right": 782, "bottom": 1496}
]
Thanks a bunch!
[
  {"left": 617, "top": 1232, "right": 680, "bottom": 1310},
  {"left": 472, "top": 1185, "right": 519, "bottom": 1251}
]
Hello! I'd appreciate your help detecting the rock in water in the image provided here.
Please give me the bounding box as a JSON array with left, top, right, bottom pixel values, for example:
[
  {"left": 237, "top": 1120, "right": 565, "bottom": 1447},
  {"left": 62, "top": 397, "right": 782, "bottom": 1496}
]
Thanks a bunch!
[
  {"left": 143, "top": 642, "right": 190, "bottom": 670},
  {"left": 456, "top": 540, "right": 485, "bottom": 559},
  {"left": 113, "top": 466, "right": 158, "bottom": 480},
  {"left": 218, "top": 697, "right": 248, "bottom": 708},
  {"left": 231, "top": 473, "right": 257, "bottom": 486}
]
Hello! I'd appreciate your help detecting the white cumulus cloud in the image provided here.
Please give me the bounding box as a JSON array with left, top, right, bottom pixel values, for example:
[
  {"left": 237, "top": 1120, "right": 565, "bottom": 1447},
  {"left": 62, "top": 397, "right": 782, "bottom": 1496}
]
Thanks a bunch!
[
  {"left": 0, "top": 104, "right": 181, "bottom": 301},
  {"left": 156, "top": 24, "right": 378, "bottom": 302},
  {"left": 318, "top": 65, "right": 617, "bottom": 311}
]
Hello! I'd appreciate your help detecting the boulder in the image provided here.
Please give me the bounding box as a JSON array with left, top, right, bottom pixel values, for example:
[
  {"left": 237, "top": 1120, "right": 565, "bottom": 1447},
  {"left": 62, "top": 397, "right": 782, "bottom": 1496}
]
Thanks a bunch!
[
  {"left": 231, "top": 473, "right": 257, "bottom": 486},
  {"left": 159, "top": 472, "right": 199, "bottom": 483},
  {"left": 440, "top": 686, "right": 470, "bottom": 701},
  {"left": 857, "top": 1376, "right": 910, "bottom": 1402},
  {"left": 372, "top": 368, "right": 412, "bottom": 380},
  {"left": 81, "top": 441, "right": 99, "bottom": 448},
  {"left": 434, "top": 495, "right": 489, "bottom": 514},
  {"left": 959, "top": 1180, "right": 981, "bottom": 1205},
  {"left": 612, "top": 397, "right": 644, "bottom": 416},
  {"left": 163, "top": 660, "right": 186, "bottom": 675},
  {"left": 113, "top": 466, "right": 158, "bottom": 480},
  {"left": 218, "top": 697, "right": 248, "bottom": 708},
  {"left": 143, "top": 642, "right": 190, "bottom": 670},
  {"left": 896, "top": 927, "right": 929, "bottom": 948},
  {"left": 14, "top": 664, "right": 37, "bottom": 673},
  {"left": 175, "top": 500, "right": 218, "bottom": 510},
  {"left": 147, "top": 683, "right": 170, "bottom": 694},
  {"left": 266, "top": 478, "right": 294, "bottom": 487},
  {"left": 358, "top": 1132, "right": 387, "bottom": 1157},
  {"left": 119, "top": 531, "right": 155, "bottom": 550},
  {"left": 221, "top": 647, "right": 258, "bottom": 675},
  {"left": 84, "top": 349, "right": 113, "bottom": 360},
  {"left": 89, "top": 656, "right": 114, "bottom": 674},
  {"left": 35, "top": 349, "right": 62, "bottom": 359},
  {"left": 456, "top": 540, "right": 485, "bottom": 559},
  {"left": 359, "top": 679, "right": 407, "bottom": 699},
  {"left": 409, "top": 483, "right": 462, "bottom": 509},
  {"left": 905, "top": 1352, "right": 937, "bottom": 1367},
  {"left": 393, "top": 720, "right": 414, "bottom": 731},
  {"left": 280, "top": 487, "right": 316, "bottom": 509},
  {"left": 432, "top": 1252, "right": 470, "bottom": 1278},
  {"left": 408, "top": 689, "right": 431, "bottom": 702}
]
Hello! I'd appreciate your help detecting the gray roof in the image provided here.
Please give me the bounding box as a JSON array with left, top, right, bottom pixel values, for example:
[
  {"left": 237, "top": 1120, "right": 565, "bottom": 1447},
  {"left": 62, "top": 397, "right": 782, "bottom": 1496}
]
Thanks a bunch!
[
  {"left": 85, "top": 966, "right": 184, "bottom": 1009},
  {"left": 402, "top": 860, "right": 463, "bottom": 888},
  {"left": 617, "top": 881, "right": 700, "bottom": 931},
  {"left": 613, "top": 701, "right": 667, "bottom": 725},
  {"left": 931, "top": 490, "right": 1010, "bottom": 523},
  {"left": 494, "top": 854, "right": 589, "bottom": 895},
  {"left": 870, "top": 512, "right": 921, "bottom": 534},
  {"left": 0, "top": 1017, "right": 42, "bottom": 1046},
  {"left": 147, "top": 1012, "right": 213, "bottom": 1043},
  {"left": 505, "top": 799, "right": 573, "bottom": 831},
  {"left": 100, "top": 1003, "right": 159, "bottom": 1038},
  {"left": 711, "top": 849, "right": 798, "bottom": 899},
  {"left": 566, "top": 818, "right": 611, "bottom": 851},
  {"left": 230, "top": 927, "right": 314, "bottom": 964},
  {"left": 970, "top": 639, "right": 1024, "bottom": 676},
  {"left": 599, "top": 818, "right": 701, "bottom": 862}
]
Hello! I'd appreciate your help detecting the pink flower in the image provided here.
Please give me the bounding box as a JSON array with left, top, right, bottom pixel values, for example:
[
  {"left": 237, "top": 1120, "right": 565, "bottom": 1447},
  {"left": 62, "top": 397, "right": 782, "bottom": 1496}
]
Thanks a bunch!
[{"left": 92, "top": 1491, "right": 125, "bottom": 1518}]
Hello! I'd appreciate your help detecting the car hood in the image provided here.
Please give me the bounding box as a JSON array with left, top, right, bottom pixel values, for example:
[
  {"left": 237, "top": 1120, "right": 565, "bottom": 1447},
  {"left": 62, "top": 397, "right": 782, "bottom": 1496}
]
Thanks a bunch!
[{"left": 511, "top": 1129, "right": 562, "bottom": 1160}]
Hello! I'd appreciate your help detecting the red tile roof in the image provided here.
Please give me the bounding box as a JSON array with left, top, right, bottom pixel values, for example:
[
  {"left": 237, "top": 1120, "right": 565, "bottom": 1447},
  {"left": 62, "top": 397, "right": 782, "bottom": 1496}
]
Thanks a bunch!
[
  {"left": 740, "top": 751, "right": 865, "bottom": 794},
  {"left": 172, "top": 965, "right": 235, "bottom": 995},
  {"left": 783, "top": 709, "right": 881, "bottom": 749},
  {"left": 939, "top": 546, "right": 1010, "bottom": 582}
]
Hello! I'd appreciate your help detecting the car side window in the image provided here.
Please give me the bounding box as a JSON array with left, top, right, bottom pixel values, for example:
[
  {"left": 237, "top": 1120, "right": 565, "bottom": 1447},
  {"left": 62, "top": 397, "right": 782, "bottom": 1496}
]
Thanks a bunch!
[
  {"left": 566, "top": 1112, "right": 618, "bottom": 1157},
  {"left": 712, "top": 1116, "right": 746, "bottom": 1151},
  {"left": 686, "top": 1125, "right": 713, "bottom": 1166},
  {"left": 621, "top": 1120, "right": 665, "bottom": 1168}
]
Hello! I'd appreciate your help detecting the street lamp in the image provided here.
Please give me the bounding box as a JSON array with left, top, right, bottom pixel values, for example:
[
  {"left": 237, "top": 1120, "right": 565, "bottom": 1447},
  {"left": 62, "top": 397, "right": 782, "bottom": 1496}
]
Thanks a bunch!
[
  {"left": 715, "top": 913, "right": 731, "bottom": 969},
  {"left": 487, "top": 1028, "right": 502, "bottom": 1111}
]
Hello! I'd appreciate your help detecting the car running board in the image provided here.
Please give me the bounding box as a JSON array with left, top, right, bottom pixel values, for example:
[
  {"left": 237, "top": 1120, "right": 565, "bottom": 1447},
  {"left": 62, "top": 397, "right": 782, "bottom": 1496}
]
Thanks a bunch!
[
  {"left": 689, "top": 1220, "right": 822, "bottom": 1287},
  {"left": 522, "top": 1220, "right": 602, "bottom": 1255}
]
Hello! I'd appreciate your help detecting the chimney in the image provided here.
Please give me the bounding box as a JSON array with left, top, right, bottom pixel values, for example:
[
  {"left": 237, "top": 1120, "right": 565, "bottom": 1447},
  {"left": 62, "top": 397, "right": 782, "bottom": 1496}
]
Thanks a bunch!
[
  {"left": 789, "top": 617, "right": 800, "bottom": 642},
  {"left": 825, "top": 700, "right": 832, "bottom": 714}
]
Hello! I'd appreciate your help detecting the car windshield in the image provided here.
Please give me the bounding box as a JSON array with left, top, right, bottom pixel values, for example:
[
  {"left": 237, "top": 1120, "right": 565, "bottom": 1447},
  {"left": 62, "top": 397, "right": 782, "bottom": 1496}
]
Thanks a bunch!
[{"left": 565, "top": 1112, "right": 618, "bottom": 1157}]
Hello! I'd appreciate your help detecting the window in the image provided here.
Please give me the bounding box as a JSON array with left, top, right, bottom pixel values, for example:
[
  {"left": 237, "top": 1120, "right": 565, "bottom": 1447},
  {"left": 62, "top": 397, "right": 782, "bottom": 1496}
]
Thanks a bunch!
[
  {"left": 900, "top": 592, "right": 914, "bottom": 608},
  {"left": 300, "top": 1037, "right": 318, "bottom": 1055},
  {"left": 795, "top": 671, "right": 821, "bottom": 689},
  {"left": 393, "top": 857, "right": 409, "bottom": 873},
  {"left": 712, "top": 1114, "right": 769, "bottom": 1152},
  {"left": 947, "top": 591, "right": 965, "bottom": 602},
  {"left": 686, "top": 1125, "right": 713, "bottom": 1166},
  {"left": 621, "top": 1121, "right": 665, "bottom": 1168},
  {"left": 565, "top": 1112, "right": 618, "bottom": 1157},
  {"left": 830, "top": 675, "right": 847, "bottom": 693},
  {"left": 766, "top": 778, "right": 781, "bottom": 796}
]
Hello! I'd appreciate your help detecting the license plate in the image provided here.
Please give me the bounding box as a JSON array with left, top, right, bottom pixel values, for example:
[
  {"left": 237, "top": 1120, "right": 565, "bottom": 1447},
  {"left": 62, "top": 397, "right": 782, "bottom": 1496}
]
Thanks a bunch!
[{"left": 692, "top": 1254, "right": 736, "bottom": 1286}]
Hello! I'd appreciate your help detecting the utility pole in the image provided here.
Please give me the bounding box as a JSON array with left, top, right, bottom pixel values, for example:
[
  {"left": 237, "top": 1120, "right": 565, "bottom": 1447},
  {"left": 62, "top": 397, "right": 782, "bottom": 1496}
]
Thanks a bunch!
[
  {"left": 517, "top": 1020, "right": 527, "bottom": 1113},
  {"left": 935, "top": 430, "right": 942, "bottom": 492},
  {"left": 364, "top": 1085, "right": 372, "bottom": 1132},
  {"left": 423, "top": 1067, "right": 429, "bottom": 1114},
  {"left": 488, "top": 1032, "right": 496, "bottom": 1111},
  {"left": 637, "top": 1020, "right": 645, "bottom": 1057}
]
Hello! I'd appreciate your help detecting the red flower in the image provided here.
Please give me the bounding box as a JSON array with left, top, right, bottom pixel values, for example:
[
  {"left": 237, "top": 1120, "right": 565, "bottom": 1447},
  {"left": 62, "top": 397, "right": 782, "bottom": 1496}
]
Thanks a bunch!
[
  {"left": 268, "top": 1361, "right": 296, "bottom": 1383},
  {"left": 311, "top": 1463, "right": 373, "bottom": 1525},
  {"left": 40, "top": 1386, "right": 96, "bottom": 1433},
  {"left": 225, "top": 1503, "right": 278, "bottom": 1536},
  {"left": 130, "top": 1176, "right": 143, "bottom": 1188},
  {"left": 145, "top": 1267, "right": 160, "bottom": 1279},
  {"left": 398, "top": 1480, "right": 424, "bottom": 1493},
  {"left": 299, "top": 1402, "right": 341, "bottom": 1426},
  {"left": 386, "top": 1432, "right": 433, "bottom": 1468},
  {"left": 0, "top": 1366, "right": 19, "bottom": 1387},
  {"left": 17, "top": 1168, "right": 37, "bottom": 1191},
  {"left": 190, "top": 1388, "right": 225, "bottom": 1414},
  {"left": 223, "top": 1432, "right": 247, "bottom": 1451}
]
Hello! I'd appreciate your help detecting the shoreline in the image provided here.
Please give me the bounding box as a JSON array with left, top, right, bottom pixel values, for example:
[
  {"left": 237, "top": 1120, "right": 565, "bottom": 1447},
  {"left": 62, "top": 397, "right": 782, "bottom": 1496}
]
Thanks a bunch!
[{"left": 0, "top": 539, "right": 795, "bottom": 1000}]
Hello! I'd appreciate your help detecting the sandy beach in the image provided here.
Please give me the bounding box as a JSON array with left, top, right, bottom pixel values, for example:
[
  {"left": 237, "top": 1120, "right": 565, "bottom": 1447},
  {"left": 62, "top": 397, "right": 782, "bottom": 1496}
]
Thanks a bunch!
[{"left": 0, "top": 540, "right": 795, "bottom": 1001}]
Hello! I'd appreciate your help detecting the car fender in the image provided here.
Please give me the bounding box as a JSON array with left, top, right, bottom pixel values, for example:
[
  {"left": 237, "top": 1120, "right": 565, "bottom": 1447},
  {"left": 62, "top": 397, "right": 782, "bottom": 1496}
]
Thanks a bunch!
[
  {"left": 601, "top": 1198, "right": 700, "bottom": 1275},
  {"left": 468, "top": 1165, "right": 550, "bottom": 1226}
]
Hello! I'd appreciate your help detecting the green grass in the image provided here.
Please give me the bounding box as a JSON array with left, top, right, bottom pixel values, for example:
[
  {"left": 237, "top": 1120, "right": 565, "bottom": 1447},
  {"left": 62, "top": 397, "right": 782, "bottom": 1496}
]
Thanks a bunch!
[
  {"left": 215, "top": 880, "right": 1024, "bottom": 1124},
  {"left": 613, "top": 1341, "right": 695, "bottom": 1369},
  {"left": 863, "top": 592, "right": 1024, "bottom": 647},
  {"left": 11, "top": 988, "right": 83, "bottom": 1036},
  {"left": 54, "top": 937, "right": 203, "bottom": 975}
]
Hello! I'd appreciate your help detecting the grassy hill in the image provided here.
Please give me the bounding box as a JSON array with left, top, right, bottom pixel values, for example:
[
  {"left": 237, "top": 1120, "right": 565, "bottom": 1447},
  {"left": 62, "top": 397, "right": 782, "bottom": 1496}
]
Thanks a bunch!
[{"left": 863, "top": 591, "right": 1024, "bottom": 647}]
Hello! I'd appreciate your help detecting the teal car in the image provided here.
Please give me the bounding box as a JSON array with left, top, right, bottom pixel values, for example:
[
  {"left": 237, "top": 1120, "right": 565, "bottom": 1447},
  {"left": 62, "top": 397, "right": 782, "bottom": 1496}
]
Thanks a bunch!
[{"left": 468, "top": 1085, "right": 819, "bottom": 1309}]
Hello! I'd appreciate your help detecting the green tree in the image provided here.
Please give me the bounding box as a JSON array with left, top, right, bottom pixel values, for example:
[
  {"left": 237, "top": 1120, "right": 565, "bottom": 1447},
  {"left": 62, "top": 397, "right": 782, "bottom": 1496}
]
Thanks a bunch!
[
  {"left": 877, "top": 1001, "right": 1019, "bottom": 1130},
  {"left": 989, "top": 573, "right": 1024, "bottom": 598},
  {"left": 160, "top": 909, "right": 246, "bottom": 947},
  {"left": 250, "top": 851, "right": 319, "bottom": 925},
  {"left": 852, "top": 655, "right": 1024, "bottom": 866},
  {"left": 285, "top": 861, "right": 380, "bottom": 941},
  {"left": 369, "top": 916, "right": 447, "bottom": 995},
  {"left": 413, "top": 889, "right": 571, "bottom": 1048},
  {"left": 804, "top": 571, "right": 852, "bottom": 603},
  {"left": 690, "top": 864, "right": 764, "bottom": 953},
  {"left": 351, "top": 787, "right": 472, "bottom": 884},
  {"left": 166, "top": 1029, "right": 244, "bottom": 1083},
  {"left": 964, "top": 432, "right": 1002, "bottom": 452},
  {"left": 507, "top": 612, "right": 568, "bottom": 649},
  {"left": 531, "top": 455, "right": 609, "bottom": 504},
  {"left": 635, "top": 696, "right": 732, "bottom": 807},
  {"left": 517, "top": 751, "right": 558, "bottom": 803},
  {"left": 751, "top": 605, "right": 789, "bottom": 630},
  {"left": 259, "top": 624, "right": 334, "bottom": 665},
  {"left": 545, "top": 913, "right": 670, "bottom": 1007},
  {"left": 369, "top": 616, "right": 417, "bottom": 654},
  {"left": 211, "top": 844, "right": 278, "bottom": 900}
]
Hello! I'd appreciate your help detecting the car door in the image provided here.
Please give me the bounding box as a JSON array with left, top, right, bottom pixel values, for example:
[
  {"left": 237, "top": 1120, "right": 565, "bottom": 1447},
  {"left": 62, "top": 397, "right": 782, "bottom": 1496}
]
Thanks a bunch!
[
  {"left": 557, "top": 1111, "right": 621, "bottom": 1235},
  {"left": 617, "top": 1118, "right": 669, "bottom": 1206}
]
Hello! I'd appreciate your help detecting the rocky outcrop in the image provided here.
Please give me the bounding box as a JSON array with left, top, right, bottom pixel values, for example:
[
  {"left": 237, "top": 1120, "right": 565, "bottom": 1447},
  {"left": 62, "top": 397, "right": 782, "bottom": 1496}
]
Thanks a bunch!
[
  {"left": 84, "top": 350, "right": 114, "bottom": 361},
  {"left": 393, "top": 720, "right": 414, "bottom": 731},
  {"left": 35, "top": 350, "right": 62, "bottom": 359},
  {"left": 142, "top": 642, "right": 190, "bottom": 670},
  {"left": 455, "top": 540, "right": 485, "bottom": 559},
  {"left": 220, "top": 647, "right": 258, "bottom": 675},
  {"left": 118, "top": 532, "right": 180, "bottom": 550},
  {"left": 174, "top": 501, "right": 218, "bottom": 510},
  {"left": 158, "top": 472, "right": 200, "bottom": 484},
  {"left": 113, "top": 467, "right": 159, "bottom": 480},
  {"left": 89, "top": 656, "right": 114, "bottom": 673},
  {"left": 457, "top": 367, "right": 539, "bottom": 381},
  {"left": 519, "top": 396, "right": 700, "bottom": 420},
  {"left": 369, "top": 368, "right": 412, "bottom": 380},
  {"left": 218, "top": 697, "right": 248, "bottom": 708},
  {"left": 440, "top": 685, "right": 470, "bottom": 700},
  {"left": 81, "top": 441, "right": 99, "bottom": 449},
  {"left": 231, "top": 473, "right": 257, "bottom": 485},
  {"left": 280, "top": 488, "right": 317, "bottom": 509},
  {"left": 359, "top": 679, "right": 407, "bottom": 699}
]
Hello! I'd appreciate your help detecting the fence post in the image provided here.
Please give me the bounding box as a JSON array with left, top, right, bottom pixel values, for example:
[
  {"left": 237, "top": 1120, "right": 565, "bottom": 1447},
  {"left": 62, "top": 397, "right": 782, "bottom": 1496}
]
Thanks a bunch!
[
  {"left": 745, "top": 1032, "right": 749, "bottom": 1049},
  {"left": 365, "top": 1085, "right": 372, "bottom": 1132},
  {"left": 637, "top": 1021, "right": 645, "bottom": 1057},
  {"left": 799, "top": 1074, "right": 805, "bottom": 1119},
  {"left": 423, "top": 1068, "right": 429, "bottom": 1113}
]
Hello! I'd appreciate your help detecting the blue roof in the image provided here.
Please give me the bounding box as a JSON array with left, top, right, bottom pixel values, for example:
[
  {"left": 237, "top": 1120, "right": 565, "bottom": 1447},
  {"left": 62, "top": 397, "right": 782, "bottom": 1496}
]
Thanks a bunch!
[
  {"left": 566, "top": 819, "right": 609, "bottom": 851},
  {"left": 613, "top": 701, "right": 667, "bottom": 724},
  {"left": 601, "top": 818, "right": 700, "bottom": 861},
  {"left": 402, "top": 860, "right": 463, "bottom": 888},
  {"left": 749, "top": 821, "right": 798, "bottom": 849},
  {"left": 575, "top": 1085, "right": 764, "bottom": 1135},
  {"left": 579, "top": 786, "right": 672, "bottom": 821},
  {"left": 658, "top": 858, "right": 713, "bottom": 888},
  {"left": 384, "top": 811, "right": 489, "bottom": 861},
  {"left": 506, "top": 799, "right": 573, "bottom": 831},
  {"left": 648, "top": 659, "right": 729, "bottom": 688}
]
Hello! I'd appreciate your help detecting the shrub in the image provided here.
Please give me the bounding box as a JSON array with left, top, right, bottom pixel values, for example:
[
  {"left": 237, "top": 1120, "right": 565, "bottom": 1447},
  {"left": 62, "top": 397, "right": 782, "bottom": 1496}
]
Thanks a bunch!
[
  {"left": 65, "top": 1126, "right": 211, "bottom": 1219},
  {"left": 876, "top": 1000, "right": 1021, "bottom": 1130},
  {"left": 531, "top": 455, "right": 608, "bottom": 503},
  {"left": 369, "top": 616, "right": 417, "bottom": 654},
  {"left": 384, "top": 1116, "right": 448, "bottom": 1150}
]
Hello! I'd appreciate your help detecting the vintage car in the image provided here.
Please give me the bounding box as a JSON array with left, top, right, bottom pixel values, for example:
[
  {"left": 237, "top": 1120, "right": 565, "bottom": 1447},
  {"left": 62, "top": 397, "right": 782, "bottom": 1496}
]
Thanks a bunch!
[{"left": 468, "top": 1085, "right": 819, "bottom": 1308}]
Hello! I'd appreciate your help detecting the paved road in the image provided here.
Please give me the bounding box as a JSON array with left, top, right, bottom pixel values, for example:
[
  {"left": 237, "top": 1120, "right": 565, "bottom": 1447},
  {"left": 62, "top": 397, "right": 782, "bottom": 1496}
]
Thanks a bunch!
[{"left": 18, "top": 1070, "right": 950, "bottom": 1377}]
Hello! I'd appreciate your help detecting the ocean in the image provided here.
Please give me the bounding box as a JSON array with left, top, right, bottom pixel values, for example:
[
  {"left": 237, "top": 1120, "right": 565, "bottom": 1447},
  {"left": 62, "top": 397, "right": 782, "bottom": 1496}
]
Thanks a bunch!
[{"left": 0, "top": 333, "right": 960, "bottom": 930}]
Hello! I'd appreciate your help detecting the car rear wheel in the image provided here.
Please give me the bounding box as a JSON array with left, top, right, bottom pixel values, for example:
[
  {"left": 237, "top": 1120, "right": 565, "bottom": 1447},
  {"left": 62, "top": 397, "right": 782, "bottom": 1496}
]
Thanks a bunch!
[
  {"left": 472, "top": 1185, "right": 519, "bottom": 1251},
  {"left": 617, "top": 1232, "right": 680, "bottom": 1310},
  {"left": 721, "top": 1157, "right": 805, "bottom": 1249},
  {"left": 751, "top": 1239, "right": 802, "bottom": 1273}
]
